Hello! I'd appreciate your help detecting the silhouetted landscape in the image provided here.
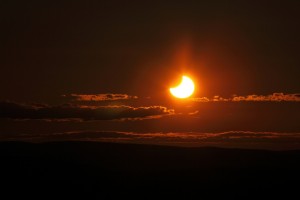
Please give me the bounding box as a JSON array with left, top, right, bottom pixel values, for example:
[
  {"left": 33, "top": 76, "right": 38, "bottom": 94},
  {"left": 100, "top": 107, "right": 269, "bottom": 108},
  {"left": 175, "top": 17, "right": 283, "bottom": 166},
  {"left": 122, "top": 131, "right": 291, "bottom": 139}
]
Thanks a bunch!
[{"left": 1, "top": 141, "right": 299, "bottom": 196}]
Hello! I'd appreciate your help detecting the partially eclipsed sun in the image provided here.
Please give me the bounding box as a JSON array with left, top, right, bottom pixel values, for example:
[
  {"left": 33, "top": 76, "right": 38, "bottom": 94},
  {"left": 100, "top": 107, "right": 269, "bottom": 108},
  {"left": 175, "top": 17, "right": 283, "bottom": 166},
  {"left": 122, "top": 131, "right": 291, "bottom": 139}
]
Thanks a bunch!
[{"left": 170, "top": 76, "right": 195, "bottom": 98}]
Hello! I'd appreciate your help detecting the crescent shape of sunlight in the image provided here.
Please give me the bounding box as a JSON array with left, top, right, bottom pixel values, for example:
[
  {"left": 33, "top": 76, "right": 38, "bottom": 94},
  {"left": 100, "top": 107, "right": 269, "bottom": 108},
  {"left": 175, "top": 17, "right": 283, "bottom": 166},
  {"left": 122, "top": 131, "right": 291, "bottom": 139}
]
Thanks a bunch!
[{"left": 170, "top": 76, "right": 195, "bottom": 98}]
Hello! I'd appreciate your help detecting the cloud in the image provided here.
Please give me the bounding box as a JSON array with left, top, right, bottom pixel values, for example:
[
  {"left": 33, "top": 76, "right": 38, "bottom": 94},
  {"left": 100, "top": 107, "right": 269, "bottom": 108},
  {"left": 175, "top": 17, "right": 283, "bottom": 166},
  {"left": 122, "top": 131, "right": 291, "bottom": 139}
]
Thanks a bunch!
[
  {"left": 191, "top": 93, "right": 300, "bottom": 102},
  {"left": 3, "top": 130, "right": 300, "bottom": 150},
  {"left": 231, "top": 93, "right": 300, "bottom": 102},
  {"left": 190, "top": 97, "right": 210, "bottom": 102},
  {"left": 188, "top": 110, "right": 199, "bottom": 115},
  {"left": 0, "top": 101, "right": 174, "bottom": 121},
  {"left": 64, "top": 93, "right": 138, "bottom": 101}
]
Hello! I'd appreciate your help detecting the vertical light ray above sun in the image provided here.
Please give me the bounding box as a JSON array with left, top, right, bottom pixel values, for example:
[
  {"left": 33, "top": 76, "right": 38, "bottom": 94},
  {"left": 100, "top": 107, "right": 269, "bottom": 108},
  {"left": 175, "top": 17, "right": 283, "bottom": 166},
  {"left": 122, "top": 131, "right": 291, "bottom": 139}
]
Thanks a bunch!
[{"left": 170, "top": 75, "right": 195, "bottom": 98}]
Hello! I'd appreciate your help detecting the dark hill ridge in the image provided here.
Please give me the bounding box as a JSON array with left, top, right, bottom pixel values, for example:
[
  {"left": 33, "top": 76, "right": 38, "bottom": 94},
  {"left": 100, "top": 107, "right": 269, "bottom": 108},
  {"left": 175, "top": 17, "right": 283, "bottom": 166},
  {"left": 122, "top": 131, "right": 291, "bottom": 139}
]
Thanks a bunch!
[{"left": 0, "top": 141, "right": 299, "bottom": 196}]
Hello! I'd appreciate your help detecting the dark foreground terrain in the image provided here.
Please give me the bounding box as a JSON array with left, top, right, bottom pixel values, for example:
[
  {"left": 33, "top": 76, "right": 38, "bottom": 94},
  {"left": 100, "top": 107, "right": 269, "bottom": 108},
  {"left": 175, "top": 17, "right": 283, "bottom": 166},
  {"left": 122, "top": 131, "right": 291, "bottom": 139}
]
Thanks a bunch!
[{"left": 0, "top": 141, "right": 299, "bottom": 197}]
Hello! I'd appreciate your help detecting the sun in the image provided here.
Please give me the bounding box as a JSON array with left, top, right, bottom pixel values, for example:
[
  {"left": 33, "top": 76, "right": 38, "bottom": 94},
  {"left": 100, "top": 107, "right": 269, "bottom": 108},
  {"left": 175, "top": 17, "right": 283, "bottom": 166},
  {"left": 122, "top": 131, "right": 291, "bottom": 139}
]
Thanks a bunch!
[{"left": 170, "top": 75, "right": 195, "bottom": 98}]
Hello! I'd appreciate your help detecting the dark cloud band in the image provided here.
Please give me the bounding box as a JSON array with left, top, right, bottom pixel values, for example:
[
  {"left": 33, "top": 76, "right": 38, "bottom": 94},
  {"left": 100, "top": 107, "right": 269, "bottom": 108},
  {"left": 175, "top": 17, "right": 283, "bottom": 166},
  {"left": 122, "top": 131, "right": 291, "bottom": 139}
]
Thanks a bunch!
[{"left": 0, "top": 101, "right": 174, "bottom": 121}]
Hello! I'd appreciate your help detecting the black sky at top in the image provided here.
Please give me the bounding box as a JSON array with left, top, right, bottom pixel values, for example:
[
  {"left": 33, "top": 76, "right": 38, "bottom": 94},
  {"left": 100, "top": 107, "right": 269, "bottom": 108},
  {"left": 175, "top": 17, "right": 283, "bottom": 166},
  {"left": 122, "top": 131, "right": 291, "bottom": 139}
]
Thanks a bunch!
[{"left": 1, "top": 0, "right": 299, "bottom": 103}]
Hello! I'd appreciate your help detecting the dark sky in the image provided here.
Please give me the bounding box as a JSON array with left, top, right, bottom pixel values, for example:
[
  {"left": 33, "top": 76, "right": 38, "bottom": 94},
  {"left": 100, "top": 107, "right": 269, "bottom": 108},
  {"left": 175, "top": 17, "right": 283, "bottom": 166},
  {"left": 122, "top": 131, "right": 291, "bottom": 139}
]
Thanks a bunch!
[
  {"left": 1, "top": 0, "right": 300, "bottom": 149},
  {"left": 1, "top": 0, "right": 300, "bottom": 101}
]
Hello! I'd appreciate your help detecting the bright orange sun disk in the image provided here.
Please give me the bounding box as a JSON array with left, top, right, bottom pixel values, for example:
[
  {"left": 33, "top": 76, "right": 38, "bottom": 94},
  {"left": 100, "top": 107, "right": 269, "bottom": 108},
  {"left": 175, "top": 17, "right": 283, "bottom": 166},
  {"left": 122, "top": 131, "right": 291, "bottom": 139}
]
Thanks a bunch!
[{"left": 170, "top": 75, "right": 195, "bottom": 98}]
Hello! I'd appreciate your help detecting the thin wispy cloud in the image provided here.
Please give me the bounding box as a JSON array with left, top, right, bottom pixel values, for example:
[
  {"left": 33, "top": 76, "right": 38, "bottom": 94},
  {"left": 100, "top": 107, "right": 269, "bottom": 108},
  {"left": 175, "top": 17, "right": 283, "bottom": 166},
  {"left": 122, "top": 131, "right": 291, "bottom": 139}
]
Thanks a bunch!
[
  {"left": 231, "top": 93, "right": 300, "bottom": 102},
  {"left": 3, "top": 130, "right": 300, "bottom": 150},
  {"left": 192, "top": 93, "right": 300, "bottom": 102},
  {"left": 64, "top": 93, "right": 138, "bottom": 101}
]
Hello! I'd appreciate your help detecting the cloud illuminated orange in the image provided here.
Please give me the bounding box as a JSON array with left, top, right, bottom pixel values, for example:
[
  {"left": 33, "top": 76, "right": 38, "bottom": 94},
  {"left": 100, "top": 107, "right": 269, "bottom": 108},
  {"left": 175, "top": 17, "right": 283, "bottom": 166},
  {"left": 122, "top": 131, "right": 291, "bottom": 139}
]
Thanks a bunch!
[
  {"left": 65, "top": 93, "right": 138, "bottom": 101},
  {"left": 191, "top": 93, "right": 300, "bottom": 102}
]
